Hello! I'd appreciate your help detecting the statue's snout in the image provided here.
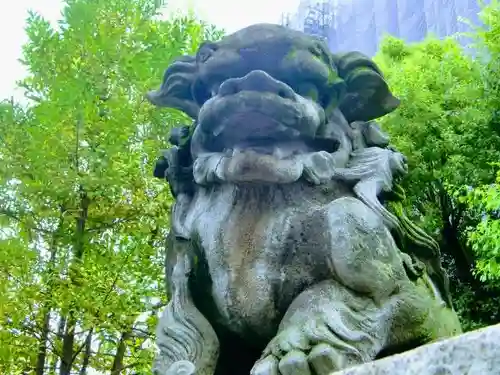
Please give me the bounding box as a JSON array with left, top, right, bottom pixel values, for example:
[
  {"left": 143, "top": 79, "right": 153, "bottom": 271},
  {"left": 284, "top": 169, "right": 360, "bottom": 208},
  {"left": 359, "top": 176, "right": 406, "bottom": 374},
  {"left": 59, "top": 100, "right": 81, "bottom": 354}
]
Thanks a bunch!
[{"left": 218, "top": 70, "right": 295, "bottom": 100}]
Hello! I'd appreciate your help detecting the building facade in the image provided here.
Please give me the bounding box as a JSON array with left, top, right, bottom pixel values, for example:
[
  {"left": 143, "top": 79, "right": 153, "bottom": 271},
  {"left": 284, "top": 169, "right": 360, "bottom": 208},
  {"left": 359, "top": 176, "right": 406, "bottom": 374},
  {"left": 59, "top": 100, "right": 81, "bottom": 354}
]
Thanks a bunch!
[{"left": 282, "top": 0, "right": 490, "bottom": 56}]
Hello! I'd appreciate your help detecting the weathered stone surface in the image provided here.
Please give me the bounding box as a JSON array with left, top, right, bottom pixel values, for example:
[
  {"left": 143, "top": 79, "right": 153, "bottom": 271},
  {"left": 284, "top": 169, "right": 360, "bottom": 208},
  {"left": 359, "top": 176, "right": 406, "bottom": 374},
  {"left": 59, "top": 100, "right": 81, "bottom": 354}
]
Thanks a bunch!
[
  {"left": 146, "top": 23, "right": 462, "bottom": 375},
  {"left": 331, "top": 324, "right": 500, "bottom": 375}
]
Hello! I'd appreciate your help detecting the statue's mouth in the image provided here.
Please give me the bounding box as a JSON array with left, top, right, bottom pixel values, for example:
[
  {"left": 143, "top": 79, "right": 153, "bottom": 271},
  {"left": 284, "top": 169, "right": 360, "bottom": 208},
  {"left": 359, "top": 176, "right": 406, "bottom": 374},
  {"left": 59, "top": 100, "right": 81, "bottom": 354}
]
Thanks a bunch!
[
  {"left": 197, "top": 90, "right": 323, "bottom": 155},
  {"left": 214, "top": 110, "right": 301, "bottom": 145}
]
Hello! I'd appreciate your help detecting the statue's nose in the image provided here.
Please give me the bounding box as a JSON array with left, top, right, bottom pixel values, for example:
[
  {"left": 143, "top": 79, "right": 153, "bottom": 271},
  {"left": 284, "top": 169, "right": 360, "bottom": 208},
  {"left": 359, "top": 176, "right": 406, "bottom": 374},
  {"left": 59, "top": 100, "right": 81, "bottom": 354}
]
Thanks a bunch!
[{"left": 218, "top": 70, "right": 295, "bottom": 99}]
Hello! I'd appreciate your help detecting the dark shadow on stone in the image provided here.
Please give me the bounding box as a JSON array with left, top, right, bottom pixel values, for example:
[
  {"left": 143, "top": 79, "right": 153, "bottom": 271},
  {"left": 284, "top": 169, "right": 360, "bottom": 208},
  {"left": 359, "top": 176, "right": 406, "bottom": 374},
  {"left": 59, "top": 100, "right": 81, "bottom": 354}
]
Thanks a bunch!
[{"left": 375, "top": 337, "right": 427, "bottom": 360}]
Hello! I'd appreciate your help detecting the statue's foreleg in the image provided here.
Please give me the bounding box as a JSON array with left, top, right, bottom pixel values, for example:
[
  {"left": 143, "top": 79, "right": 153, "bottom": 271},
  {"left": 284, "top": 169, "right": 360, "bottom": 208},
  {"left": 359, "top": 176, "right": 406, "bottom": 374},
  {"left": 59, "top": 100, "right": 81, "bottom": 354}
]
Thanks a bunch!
[
  {"left": 250, "top": 280, "right": 392, "bottom": 375},
  {"left": 153, "top": 237, "right": 219, "bottom": 375},
  {"left": 251, "top": 278, "right": 461, "bottom": 375}
]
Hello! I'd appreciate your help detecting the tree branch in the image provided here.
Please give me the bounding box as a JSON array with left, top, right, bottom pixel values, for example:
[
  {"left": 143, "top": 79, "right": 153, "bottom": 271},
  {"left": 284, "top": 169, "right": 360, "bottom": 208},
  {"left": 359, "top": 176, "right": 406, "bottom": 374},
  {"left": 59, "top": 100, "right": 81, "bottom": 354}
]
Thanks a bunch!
[{"left": 0, "top": 208, "right": 53, "bottom": 235}]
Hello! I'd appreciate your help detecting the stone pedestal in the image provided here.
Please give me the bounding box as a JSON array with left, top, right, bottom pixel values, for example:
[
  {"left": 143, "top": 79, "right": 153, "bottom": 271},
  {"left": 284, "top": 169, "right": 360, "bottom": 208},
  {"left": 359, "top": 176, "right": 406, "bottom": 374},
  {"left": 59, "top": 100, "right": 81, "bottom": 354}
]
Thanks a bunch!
[{"left": 332, "top": 324, "right": 500, "bottom": 375}]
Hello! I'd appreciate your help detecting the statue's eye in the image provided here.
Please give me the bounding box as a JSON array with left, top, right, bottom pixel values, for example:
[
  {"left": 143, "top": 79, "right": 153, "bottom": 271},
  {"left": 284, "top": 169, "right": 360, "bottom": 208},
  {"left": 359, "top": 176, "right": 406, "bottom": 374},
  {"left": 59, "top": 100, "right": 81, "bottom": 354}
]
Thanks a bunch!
[
  {"left": 296, "top": 83, "right": 319, "bottom": 102},
  {"left": 309, "top": 46, "right": 322, "bottom": 58},
  {"left": 197, "top": 50, "right": 212, "bottom": 63},
  {"left": 309, "top": 43, "right": 331, "bottom": 65},
  {"left": 197, "top": 43, "right": 217, "bottom": 64}
]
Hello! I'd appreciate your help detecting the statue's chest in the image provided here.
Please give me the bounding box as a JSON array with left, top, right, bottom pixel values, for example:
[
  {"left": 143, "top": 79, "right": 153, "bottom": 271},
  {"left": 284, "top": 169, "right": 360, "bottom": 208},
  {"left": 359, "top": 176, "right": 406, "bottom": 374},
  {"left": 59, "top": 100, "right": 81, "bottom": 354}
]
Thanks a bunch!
[{"left": 185, "top": 187, "right": 332, "bottom": 339}]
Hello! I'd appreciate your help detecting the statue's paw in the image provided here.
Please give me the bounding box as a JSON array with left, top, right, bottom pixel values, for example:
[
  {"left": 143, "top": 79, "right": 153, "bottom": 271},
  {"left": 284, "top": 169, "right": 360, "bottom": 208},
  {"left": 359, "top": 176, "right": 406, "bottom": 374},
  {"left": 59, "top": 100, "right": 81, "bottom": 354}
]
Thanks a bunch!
[
  {"left": 308, "top": 343, "right": 348, "bottom": 374},
  {"left": 251, "top": 345, "right": 345, "bottom": 375},
  {"left": 264, "top": 325, "right": 311, "bottom": 358},
  {"left": 251, "top": 319, "right": 354, "bottom": 375}
]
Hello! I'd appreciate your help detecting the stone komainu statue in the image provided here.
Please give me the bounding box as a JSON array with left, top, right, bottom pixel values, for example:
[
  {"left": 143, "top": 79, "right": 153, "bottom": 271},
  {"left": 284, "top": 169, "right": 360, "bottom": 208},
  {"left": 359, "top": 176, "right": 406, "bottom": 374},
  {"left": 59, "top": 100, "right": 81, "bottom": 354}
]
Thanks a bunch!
[{"left": 146, "top": 24, "right": 462, "bottom": 375}]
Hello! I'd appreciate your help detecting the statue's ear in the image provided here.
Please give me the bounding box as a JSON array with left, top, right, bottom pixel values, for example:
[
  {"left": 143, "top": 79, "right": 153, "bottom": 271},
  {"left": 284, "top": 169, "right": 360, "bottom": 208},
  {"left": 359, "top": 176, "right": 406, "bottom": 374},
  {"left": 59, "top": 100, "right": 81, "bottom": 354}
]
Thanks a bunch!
[
  {"left": 333, "top": 51, "right": 400, "bottom": 123},
  {"left": 146, "top": 55, "right": 200, "bottom": 119}
]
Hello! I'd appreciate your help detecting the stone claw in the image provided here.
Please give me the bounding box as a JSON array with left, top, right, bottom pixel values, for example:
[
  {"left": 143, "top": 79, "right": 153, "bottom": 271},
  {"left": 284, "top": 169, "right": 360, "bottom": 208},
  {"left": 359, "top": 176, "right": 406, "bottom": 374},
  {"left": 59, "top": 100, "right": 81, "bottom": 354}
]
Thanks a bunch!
[
  {"left": 250, "top": 355, "right": 279, "bottom": 375},
  {"left": 263, "top": 326, "right": 311, "bottom": 358},
  {"left": 308, "top": 343, "right": 344, "bottom": 374},
  {"left": 278, "top": 351, "right": 311, "bottom": 375},
  {"left": 254, "top": 320, "right": 354, "bottom": 375},
  {"left": 254, "top": 343, "right": 343, "bottom": 375}
]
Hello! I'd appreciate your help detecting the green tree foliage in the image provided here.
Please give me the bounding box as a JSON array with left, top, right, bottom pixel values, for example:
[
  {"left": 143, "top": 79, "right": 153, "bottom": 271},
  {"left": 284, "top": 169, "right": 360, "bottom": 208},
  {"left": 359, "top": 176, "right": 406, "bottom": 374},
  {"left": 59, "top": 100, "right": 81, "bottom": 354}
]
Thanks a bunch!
[
  {"left": 462, "top": 2, "right": 500, "bottom": 283},
  {"left": 464, "top": 167, "right": 500, "bottom": 282},
  {"left": 0, "top": 1, "right": 222, "bottom": 374},
  {"left": 374, "top": 1, "right": 500, "bottom": 330}
]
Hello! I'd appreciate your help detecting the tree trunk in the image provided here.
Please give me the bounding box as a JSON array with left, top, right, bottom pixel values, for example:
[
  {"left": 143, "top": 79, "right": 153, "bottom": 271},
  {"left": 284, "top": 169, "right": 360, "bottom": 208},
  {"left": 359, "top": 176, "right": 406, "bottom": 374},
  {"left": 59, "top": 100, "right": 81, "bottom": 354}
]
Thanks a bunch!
[
  {"left": 35, "top": 308, "right": 51, "bottom": 375},
  {"left": 51, "top": 314, "right": 66, "bottom": 374},
  {"left": 59, "top": 316, "right": 77, "bottom": 375},
  {"left": 36, "top": 214, "right": 64, "bottom": 375},
  {"left": 60, "top": 189, "right": 89, "bottom": 375},
  {"left": 78, "top": 329, "right": 93, "bottom": 375},
  {"left": 438, "top": 187, "right": 474, "bottom": 283},
  {"left": 111, "top": 332, "right": 131, "bottom": 375}
]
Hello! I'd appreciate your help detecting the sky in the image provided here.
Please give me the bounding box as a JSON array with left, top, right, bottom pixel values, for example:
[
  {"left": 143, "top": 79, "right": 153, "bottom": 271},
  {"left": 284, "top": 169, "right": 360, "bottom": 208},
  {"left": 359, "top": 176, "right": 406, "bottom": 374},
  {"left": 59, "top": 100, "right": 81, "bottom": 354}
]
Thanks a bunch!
[{"left": 0, "top": 0, "right": 300, "bottom": 102}]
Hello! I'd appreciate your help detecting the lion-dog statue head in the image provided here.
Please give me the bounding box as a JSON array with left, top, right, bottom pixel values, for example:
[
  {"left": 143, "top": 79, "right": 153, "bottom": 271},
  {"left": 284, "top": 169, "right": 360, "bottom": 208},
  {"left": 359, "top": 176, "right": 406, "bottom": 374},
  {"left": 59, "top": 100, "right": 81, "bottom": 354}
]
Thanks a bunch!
[{"left": 147, "top": 24, "right": 461, "bottom": 375}]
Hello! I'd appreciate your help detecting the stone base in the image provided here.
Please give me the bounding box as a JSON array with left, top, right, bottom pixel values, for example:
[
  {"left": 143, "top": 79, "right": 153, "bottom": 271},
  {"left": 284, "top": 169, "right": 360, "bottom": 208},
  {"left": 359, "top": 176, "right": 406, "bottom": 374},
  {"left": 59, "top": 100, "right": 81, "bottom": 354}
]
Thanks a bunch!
[{"left": 331, "top": 324, "right": 500, "bottom": 375}]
